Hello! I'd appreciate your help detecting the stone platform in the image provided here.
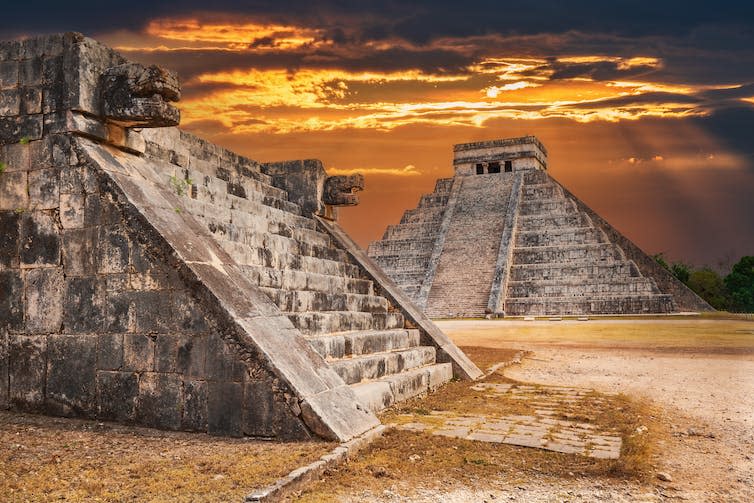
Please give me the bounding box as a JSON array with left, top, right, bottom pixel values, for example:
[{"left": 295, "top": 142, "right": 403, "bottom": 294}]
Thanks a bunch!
[{"left": 394, "top": 383, "right": 623, "bottom": 459}]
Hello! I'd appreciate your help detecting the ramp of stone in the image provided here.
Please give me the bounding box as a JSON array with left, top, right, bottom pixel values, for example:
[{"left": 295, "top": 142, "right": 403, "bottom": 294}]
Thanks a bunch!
[{"left": 424, "top": 174, "right": 513, "bottom": 318}]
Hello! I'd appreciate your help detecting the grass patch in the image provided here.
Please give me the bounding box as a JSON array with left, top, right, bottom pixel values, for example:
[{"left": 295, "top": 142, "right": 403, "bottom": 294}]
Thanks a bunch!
[
  {"left": 0, "top": 411, "right": 333, "bottom": 502},
  {"left": 438, "top": 319, "right": 754, "bottom": 355}
]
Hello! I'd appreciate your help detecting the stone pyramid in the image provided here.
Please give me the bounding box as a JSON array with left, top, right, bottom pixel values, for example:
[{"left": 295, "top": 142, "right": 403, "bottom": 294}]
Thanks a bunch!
[
  {"left": 368, "top": 137, "right": 712, "bottom": 318},
  {"left": 0, "top": 33, "right": 481, "bottom": 442}
]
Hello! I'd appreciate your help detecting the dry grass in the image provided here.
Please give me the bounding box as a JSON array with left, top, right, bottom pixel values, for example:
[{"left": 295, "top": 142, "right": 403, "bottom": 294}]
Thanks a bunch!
[
  {"left": 0, "top": 412, "right": 333, "bottom": 503},
  {"left": 438, "top": 318, "right": 754, "bottom": 355},
  {"left": 294, "top": 346, "right": 663, "bottom": 502}
]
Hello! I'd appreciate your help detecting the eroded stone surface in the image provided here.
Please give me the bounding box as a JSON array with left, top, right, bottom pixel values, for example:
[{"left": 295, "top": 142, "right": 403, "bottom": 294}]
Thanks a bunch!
[{"left": 393, "top": 383, "right": 623, "bottom": 459}]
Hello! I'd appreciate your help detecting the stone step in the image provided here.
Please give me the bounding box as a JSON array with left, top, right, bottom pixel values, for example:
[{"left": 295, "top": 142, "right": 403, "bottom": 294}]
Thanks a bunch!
[
  {"left": 330, "top": 346, "right": 437, "bottom": 385},
  {"left": 513, "top": 243, "right": 624, "bottom": 264},
  {"left": 219, "top": 240, "right": 361, "bottom": 277},
  {"left": 505, "top": 294, "right": 675, "bottom": 315},
  {"left": 517, "top": 213, "right": 587, "bottom": 230},
  {"left": 381, "top": 222, "right": 444, "bottom": 240},
  {"left": 515, "top": 227, "right": 605, "bottom": 247},
  {"left": 507, "top": 277, "right": 659, "bottom": 297},
  {"left": 180, "top": 197, "right": 316, "bottom": 233},
  {"left": 432, "top": 178, "right": 454, "bottom": 193},
  {"left": 288, "top": 311, "right": 405, "bottom": 336},
  {"left": 523, "top": 170, "right": 549, "bottom": 184},
  {"left": 367, "top": 237, "right": 436, "bottom": 256},
  {"left": 401, "top": 206, "right": 447, "bottom": 224},
  {"left": 519, "top": 198, "right": 577, "bottom": 216},
  {"left": 521, "top": 183, "right": 563, "bottom": 198},
  {"left": 240, "top": 265, "right": 374, "bottom": 296},
  {"left": 198, "top": 214, "right": 331, "bottom": 250},
  {"left": 260, "top": 287, "right": 388, "bottom": 313},
  {"left": 418, "top": 193, "right": 451, "bottom": 207},
  {"left": 381, "top": 270, "right": 427, "bottom": 284},
  {"left": 424, "top": 305, "right": 488, "bottom": 319},
  {"left": 509, "top": 261, "right": 640, "bottom": 282},
  {"left": 369, "top": 254, "right": 433, "bottom": 271},
  {"left": 189, "top": 170, "right": 295, "bottom": 212},
  {"left": 307, "top": 329, "right": 421, "bottom": 360},
  {"left": 170, "top": 165, "right": 293, "bottom": 215},
  {"left": 351, "top": 363, "right": 454, "bottom": 413},
  {"left": 227, "top": 194, "right": 315, "bottom": 230}
]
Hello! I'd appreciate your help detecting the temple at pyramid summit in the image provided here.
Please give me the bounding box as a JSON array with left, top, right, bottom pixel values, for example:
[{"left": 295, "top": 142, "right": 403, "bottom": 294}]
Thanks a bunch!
[
  {"left": 368, "top": 137, "right": 712, "bottom": 318},
  {"left": 0, "top": 33, "right": 481, "bottom": 441}
]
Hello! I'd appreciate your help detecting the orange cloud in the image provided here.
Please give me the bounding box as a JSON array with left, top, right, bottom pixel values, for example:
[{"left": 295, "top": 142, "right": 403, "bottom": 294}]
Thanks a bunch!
[{"left": 143, "top": 18, "right": 325, "bottom": 51}]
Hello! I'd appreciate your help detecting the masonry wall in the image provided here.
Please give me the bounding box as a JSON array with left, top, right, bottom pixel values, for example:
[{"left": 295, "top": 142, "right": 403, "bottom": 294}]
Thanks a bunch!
[
  {"left": 0, "top": 34, "right": 312, "bottom": 438},
  {"left": 0, "top": 133, "right": 310, "bottom": 438}
]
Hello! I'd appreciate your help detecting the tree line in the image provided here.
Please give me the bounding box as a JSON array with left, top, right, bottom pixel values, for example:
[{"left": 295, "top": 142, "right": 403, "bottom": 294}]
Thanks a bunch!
[{"left": 654, "top": 255, "right": 754, "bottom": 312}]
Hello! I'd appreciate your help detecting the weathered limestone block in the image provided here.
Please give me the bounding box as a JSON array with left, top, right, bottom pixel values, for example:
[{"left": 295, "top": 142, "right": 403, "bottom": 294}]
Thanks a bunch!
[
  {"left": 100, "top": 63, "right": 180, "bottom": 127},
  {"left": 323, "top": 174, "right": 364, "bottom": 206},
  {"left": 25, "top": 267, "right": 65, "bottom": 333}
]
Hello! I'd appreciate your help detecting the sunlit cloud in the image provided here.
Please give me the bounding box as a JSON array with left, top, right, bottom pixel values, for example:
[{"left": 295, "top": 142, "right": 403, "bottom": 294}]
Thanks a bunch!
[
  {"left": 485, "top": 81, "right": 540, "bottom": 97},
  {"left": 327, "top": 164, "right": 422, "bottom": 176},
  {"left": 143, "top": 18, "right": 325, "bottom": 51},
  {"left": 104, "top": 16, "right": 750, "bottom": 137}
]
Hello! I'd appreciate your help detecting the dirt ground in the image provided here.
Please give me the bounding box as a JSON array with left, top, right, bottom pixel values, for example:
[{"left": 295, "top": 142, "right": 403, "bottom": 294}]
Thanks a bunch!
[{"left": 436, "top": 318, "right": 754, "bottom": 502}]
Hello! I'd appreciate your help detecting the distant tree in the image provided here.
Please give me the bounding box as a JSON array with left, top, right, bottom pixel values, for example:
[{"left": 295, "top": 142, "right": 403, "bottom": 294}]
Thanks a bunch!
[
  {"left": 653, "top": 253, "right": 670, "bottom": 270},
  {"left": 687, "top": 268, "right": 728, "bottom": 310},
  {"left": 724, "top": 256, "right": 754, "bottom": 313},
  {"left": 670, "top": 262, "right": 691, "bottom": 284}
]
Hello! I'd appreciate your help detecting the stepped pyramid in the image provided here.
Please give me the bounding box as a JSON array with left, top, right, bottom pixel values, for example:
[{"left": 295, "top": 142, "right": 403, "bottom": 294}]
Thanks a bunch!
[
  {"left": 368, "top": 137, "right": 712, "bottom": 318},
  {"left": 0, "top": 33, "right": 481, "bottom": 442}
]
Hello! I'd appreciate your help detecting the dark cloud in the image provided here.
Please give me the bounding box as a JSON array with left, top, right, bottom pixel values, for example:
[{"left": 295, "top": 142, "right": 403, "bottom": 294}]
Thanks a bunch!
[
  {"left": 692, "top": 106, "right": 754, "bottom": 167},
  {"left": 547, "top": 59, "right": 658, "bottom": 81},
  {"left": 569, "top": 92, "right": 702, "bottom": 109},
  {"left": 4, "top": 1, "right": 754, "bottom": 43}
]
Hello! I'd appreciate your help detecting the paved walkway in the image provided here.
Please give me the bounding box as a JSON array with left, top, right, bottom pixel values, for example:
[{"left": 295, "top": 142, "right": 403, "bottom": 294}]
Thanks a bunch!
[{"left": 392, "top": 383, "right": 622, "bottom": 459}]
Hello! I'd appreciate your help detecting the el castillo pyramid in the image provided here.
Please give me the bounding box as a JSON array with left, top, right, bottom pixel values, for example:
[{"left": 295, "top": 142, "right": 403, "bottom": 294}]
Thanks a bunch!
[
  {"left": 368, "top": 137, "right": 712, "bottom": 318},
  {"left": 0, "top": 33, "right": 481, "bottom": 441}
]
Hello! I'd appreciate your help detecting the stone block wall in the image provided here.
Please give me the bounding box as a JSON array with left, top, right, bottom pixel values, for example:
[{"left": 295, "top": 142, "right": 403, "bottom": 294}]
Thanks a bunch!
[
  {"left": 0, "top": 33, "right": 316, "bottom": 438},
  {"left": 0, "top": 132, "right": 309, "bottom": 438}
]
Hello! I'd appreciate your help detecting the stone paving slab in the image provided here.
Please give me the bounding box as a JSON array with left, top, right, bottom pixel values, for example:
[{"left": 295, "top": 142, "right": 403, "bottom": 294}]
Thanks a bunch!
[{"left": 393, "top": 383, "right": 623, "bottom": 459}]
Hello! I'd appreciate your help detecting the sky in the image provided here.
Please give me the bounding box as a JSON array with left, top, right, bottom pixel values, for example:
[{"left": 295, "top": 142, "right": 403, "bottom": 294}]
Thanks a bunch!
[{"left": 5, "top": 1, "right": 754, "bottom": 267}]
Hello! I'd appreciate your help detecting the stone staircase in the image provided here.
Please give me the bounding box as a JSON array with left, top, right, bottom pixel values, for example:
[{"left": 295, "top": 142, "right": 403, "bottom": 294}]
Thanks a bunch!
[
  {"left": 154, "top": 140, "right": 453, "bottom": 412},
  {"left": 424, "top": 174, "right": 514, "bottom": 318},
  {"left": 505, "top": 170, "right": 674, "bottom": 315},
  {"left": 367, "top": 178, "right": 453, "bottom": 301}
]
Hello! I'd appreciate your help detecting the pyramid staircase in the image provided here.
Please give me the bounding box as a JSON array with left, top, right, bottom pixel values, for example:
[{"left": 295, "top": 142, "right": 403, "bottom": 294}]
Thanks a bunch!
[
  {"left": 505, "top": 170, "right": 675, "bottom": 315},
  {"left": 367, "top": 178, "right": 453, "bottom": 302},
  {"left": 146, "top": 134, "right": 455, "bottom": 413}
]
